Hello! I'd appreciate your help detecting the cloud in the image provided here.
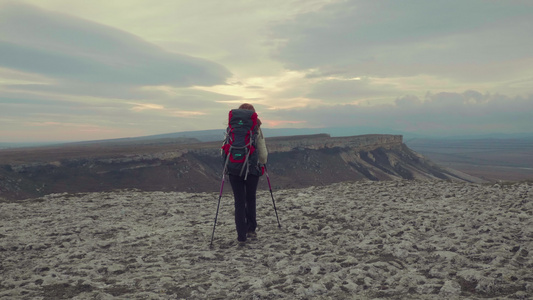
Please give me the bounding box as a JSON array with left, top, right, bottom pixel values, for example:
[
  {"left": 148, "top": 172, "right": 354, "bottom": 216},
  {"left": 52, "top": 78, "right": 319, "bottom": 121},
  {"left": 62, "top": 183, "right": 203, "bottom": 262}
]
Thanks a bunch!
[
  {"left": 0, "top": 84, "right": 235, "bottom": 142},
  {"left": 264, "top": 91, "right": 533, "bottom": 136},
  {"left": 262, "top": 120, "right": 306, "bottom": 127},
  {"left": 306, "top": 77, "right": 397, "bottom": 104},
  {"left": 0, "top": 2, "right": 231, "bottom": 87},
  {"left": 129, "top": 103, "right": 165, "bottom": 112},
  {"left": 269, "top": 0, "right": 533, "bottom": 82},
  {"left": 1, "top": 1, "right": 532, "bottom": 142},
  {"left": 0, "top": 2, "right": 239, "bottom": 142}
]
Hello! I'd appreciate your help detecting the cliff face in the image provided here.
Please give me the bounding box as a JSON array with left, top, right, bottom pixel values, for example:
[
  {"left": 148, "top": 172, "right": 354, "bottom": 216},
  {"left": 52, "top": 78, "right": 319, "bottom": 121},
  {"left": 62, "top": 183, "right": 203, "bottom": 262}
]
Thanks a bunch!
[
  {"left": 262, "top": 134, "right": 479, "bottom": 189},
  {"left": 0, "top": 134, "right": 479, "bottom": 201}
]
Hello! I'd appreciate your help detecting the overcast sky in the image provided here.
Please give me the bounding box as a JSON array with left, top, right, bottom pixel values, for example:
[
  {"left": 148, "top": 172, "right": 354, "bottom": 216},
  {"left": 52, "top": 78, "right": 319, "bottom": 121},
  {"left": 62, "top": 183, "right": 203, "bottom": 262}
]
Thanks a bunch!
[{"left": 1, "top": 0, "right": 532, "bottom": 142}]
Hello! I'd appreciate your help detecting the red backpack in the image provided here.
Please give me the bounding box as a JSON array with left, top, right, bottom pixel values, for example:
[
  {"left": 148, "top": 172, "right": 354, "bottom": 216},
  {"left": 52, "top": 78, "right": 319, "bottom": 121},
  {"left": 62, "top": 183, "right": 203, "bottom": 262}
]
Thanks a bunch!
[{"left": 221, "top": 109, "right": 260, "bottom": 179}]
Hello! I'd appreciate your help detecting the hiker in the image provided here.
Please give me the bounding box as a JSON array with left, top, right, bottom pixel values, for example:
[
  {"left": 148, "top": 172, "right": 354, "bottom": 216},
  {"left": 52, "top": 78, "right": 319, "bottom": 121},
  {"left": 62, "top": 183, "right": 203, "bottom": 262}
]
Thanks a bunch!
[{"left": 223, "top": 103, "right": 268, "bottom": 244}]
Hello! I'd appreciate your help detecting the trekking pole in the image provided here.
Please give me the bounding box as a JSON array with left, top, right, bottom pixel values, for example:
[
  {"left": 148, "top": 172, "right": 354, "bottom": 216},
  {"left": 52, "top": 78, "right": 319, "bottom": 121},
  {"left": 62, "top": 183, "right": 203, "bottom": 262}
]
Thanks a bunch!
[
  {"left": 264, "top": 165, "right": 281, "bottom": 228},
  {"left": 210, "top": 173, "right": 225, "bottom": 247}
]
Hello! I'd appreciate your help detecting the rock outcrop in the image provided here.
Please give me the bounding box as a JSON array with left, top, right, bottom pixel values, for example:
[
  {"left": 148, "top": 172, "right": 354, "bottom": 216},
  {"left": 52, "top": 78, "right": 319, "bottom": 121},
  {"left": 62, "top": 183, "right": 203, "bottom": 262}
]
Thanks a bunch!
[{"left": 0, "top": 134, "right": 480, "bottom": 201}]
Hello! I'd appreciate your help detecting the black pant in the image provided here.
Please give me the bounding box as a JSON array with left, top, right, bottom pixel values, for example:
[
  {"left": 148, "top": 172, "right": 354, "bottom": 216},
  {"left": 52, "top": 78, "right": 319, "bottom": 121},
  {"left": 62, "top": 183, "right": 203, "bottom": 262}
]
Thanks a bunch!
[{"left": 228, "top": 174, "right": 259, "bottom": 242}]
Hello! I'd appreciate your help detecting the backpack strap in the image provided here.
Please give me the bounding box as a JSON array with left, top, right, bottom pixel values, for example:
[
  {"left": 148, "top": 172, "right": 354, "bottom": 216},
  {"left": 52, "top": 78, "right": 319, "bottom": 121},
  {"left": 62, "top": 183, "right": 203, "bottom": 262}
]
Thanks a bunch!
[{"left": 240, "top": 129, "right": 254, "bottom": 180}]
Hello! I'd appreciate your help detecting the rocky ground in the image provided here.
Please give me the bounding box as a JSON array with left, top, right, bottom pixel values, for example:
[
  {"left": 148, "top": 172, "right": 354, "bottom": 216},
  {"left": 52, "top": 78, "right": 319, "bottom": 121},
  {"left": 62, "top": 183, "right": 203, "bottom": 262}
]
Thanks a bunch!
[{"left": 1, "top": 180, "right": 532, "bottom": 299}]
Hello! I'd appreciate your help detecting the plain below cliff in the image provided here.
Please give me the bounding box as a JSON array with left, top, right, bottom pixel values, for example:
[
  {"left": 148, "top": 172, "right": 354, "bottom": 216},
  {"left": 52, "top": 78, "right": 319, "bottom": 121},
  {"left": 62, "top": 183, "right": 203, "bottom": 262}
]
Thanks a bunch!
[{"left": 0, "top": 134, "right": 482, "bottom": 201}]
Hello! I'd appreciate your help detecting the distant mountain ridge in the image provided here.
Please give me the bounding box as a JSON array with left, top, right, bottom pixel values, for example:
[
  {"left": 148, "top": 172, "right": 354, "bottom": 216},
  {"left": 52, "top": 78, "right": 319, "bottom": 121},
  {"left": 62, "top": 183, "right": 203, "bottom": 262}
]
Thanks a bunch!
[{"left": 2, "top": 126, "right": 532, "bottom": 149}]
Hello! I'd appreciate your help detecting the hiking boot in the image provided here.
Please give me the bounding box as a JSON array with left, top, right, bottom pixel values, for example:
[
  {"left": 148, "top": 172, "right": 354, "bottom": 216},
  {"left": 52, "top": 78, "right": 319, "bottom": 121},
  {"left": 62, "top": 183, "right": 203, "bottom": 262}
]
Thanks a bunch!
[{"left": 247, "top": 231, "right": 257, "bottom": 239}]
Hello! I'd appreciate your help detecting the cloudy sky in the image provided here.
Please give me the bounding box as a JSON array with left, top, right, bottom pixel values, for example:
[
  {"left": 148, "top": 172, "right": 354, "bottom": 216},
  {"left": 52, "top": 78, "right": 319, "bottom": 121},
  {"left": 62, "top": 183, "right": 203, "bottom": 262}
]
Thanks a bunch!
[{"left": 1, "top": 0, "right": 532, "bottom": 142}]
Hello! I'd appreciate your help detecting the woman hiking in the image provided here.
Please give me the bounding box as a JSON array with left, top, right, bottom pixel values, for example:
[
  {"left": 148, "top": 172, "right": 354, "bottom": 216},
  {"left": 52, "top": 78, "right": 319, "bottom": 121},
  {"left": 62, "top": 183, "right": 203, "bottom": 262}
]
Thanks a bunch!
[{"left": 223, "top": 103, "right": 268, "bottom": 244}]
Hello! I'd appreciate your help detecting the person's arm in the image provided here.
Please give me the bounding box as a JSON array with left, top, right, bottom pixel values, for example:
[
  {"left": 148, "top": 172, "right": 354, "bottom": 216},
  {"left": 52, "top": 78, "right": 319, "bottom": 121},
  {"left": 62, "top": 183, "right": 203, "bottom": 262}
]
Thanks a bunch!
[{"left": 256, "top": 128, "right": 268, "bottom": 164}]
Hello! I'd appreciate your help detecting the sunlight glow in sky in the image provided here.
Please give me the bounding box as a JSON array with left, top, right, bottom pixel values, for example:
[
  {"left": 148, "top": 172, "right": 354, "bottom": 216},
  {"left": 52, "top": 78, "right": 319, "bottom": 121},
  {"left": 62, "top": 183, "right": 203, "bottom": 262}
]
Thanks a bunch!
[{"left": 1, "top": 0, "right": 532, "bottom": 142}]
